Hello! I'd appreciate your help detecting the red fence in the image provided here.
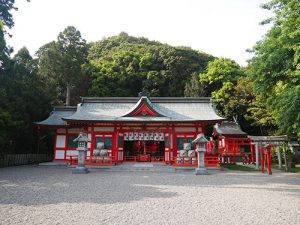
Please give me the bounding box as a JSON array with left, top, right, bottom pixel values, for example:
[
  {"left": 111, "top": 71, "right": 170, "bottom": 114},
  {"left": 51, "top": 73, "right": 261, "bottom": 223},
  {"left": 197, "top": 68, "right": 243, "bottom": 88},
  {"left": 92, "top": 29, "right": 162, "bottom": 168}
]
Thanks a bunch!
[
  {"left": 172, "top": 156, "right": 220, "bottom": 167},
  {"left": 67, "top": 156, "right": 115, "bottom": 166},
  {"left": 123, "top": 155, "right": 164, "bottom": 162}
]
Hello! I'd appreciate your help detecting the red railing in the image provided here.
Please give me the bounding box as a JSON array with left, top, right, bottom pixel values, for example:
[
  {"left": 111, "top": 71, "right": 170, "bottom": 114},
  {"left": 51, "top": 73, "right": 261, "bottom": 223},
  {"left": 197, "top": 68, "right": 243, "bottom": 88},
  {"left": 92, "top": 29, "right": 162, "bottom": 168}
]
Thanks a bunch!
[
  {"left": 172, "top": 156, "right": 220, "bottom": 167},
  {"left": 172, "top": 156, "right": 197, "bottom": 167},
  {"left": 124, "top": 156, "right": 137, "bottom": 162},
  {"left": 123, "top": 155, "right": 165, "bottom": 162},
  {"left": 67, "top": 156, "right": 115, "bottom": 166}
]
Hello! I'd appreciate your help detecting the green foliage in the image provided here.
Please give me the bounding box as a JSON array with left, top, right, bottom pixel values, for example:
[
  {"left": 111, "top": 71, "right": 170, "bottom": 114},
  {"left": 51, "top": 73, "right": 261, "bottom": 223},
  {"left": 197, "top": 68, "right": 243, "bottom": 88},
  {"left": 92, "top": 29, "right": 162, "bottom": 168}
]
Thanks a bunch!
[
  {"left": 0, "top": 47, "right": 52, "bottom": 155},
  {"left": 271, "top": 86, "right": 300, "bottom": 138},
  {"left": 87, "top": 33, "right": 214, "bottom": 97},
  {"left": 184, "top": 72, "right": 207, "bottom": 97},
  {"left": 36, "top": 26, "right": 88, "bottom": 105},
  {"left": 199, "top": 58, "right": 243, "bottom": 116},
  {"left": 222, "top": 164, "right": 257, "bottom": 172},
  {"left": 249, "top": 0, "right": 300, "bottom": 138},
  {"left": 0, "top": 0, "right": 17, "bottom": 30}
]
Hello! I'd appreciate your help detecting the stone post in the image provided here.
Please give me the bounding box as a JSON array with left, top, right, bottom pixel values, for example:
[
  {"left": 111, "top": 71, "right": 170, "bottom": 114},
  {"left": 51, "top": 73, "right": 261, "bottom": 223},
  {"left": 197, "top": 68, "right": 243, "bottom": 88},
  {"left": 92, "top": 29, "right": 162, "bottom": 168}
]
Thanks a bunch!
[
  {"left": 193, "top": 134, "right": 209, "bottom": 175},
  {"left": 277, "top": 145, "right": 282, "bottom": 170},
  {"left": 72, "top": 132, "right": 90, "bottom": 174}
]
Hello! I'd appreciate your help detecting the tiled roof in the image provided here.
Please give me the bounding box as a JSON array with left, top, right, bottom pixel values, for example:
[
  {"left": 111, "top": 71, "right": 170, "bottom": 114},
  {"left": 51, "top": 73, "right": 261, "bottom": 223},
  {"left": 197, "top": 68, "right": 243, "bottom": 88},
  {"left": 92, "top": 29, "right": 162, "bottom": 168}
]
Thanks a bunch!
[
  {"left": 35, "top": 106, "right": 76, "bottom": 127},
  {"left": 62, "top": 96, "right": 225, "bottom": 122},
  {"left": 214, "top": 121, "right": 247, "bottom": 136}
]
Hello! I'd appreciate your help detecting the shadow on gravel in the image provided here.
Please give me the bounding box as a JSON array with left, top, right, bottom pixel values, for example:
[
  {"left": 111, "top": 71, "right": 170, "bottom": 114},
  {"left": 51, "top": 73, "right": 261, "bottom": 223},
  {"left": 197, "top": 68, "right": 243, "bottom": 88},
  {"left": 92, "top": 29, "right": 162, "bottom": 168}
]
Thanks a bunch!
[{"left": 0, "top": 166, "right": 299, "bottom": 206}]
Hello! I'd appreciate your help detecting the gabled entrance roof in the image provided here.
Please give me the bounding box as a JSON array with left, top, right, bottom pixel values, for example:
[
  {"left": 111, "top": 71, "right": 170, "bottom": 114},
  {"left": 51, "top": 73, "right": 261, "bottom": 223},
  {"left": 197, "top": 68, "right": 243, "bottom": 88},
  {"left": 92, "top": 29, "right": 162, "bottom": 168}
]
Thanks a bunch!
[{"left": 122, "top": 96, "right": 165, "bottom": 117}]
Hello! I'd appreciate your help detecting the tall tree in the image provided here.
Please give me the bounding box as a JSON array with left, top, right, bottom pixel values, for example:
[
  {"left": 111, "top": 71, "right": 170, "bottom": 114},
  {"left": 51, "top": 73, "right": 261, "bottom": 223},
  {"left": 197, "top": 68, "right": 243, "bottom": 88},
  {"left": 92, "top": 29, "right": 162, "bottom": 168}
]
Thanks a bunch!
[
  {"left": 249, "top": 0, "right": 300, "bottom": 138},
  {"left": 37, "top": 26, "right": 88, "bottom": 105},
  {"left": 0, "top": 0, "right": 18, "bottom": 69},
  {"left": 0, "top": 47, "right": 51, "bottom": 155},
  {"left": 184, "top": 72, "right": 207, "bottom": 97}
]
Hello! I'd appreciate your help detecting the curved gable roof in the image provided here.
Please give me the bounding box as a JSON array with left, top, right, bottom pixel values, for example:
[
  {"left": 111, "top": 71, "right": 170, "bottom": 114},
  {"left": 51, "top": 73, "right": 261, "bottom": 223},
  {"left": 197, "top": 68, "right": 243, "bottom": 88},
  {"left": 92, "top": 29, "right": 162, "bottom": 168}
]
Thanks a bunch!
[{"left": 122, "top": 96, "right": 166, "bottom": 117}]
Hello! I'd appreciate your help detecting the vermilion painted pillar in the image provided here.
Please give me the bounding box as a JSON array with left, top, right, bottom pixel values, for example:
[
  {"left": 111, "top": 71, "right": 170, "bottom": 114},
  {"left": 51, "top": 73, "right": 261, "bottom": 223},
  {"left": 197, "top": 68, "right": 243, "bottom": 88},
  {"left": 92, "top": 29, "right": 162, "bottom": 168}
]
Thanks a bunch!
[
  {"left": 261, "top": 150, "right": 265, "bottom": 174},
  {"left": 266, "top": 145, "right": 272, "bottom": 175}
]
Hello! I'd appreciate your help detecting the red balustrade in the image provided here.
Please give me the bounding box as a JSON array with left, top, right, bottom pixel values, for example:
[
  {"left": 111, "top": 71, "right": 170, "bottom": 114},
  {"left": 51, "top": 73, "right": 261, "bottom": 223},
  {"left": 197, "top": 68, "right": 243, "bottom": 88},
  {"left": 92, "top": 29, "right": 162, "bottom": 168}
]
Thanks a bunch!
[
  {"left": 66, "top": 155, "right": 115, "bottom": 166},
  {"left": 172, "top": 156, "right": 220, "bottom": 167}
]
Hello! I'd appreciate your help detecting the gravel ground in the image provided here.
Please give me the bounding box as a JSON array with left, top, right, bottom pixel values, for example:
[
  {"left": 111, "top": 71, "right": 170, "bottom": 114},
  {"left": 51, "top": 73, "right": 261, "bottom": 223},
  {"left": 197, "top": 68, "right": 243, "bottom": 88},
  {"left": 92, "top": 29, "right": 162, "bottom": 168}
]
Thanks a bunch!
[{"left": 0, "top": 166, "right": 299, "bottom": 225}]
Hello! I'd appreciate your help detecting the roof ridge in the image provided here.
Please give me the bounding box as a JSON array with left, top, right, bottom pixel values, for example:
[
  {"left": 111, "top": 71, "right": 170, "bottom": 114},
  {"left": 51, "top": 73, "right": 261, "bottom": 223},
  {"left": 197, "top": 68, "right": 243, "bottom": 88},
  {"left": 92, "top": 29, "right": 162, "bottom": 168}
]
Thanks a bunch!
[
  {"left": 81, "top": 96, "right": 211, "bottom": 103},
  {"left": 53, "top": 106, "right": 77, "bottom": 111}
]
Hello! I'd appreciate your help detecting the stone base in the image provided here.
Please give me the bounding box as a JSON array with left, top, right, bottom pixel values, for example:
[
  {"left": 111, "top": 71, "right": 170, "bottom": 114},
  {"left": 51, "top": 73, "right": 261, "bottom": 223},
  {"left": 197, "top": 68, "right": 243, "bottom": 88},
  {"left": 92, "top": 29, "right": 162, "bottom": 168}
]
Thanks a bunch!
[
  {"left": 195, "top": 168, "right": 209, "bottom": 175},
  {"left": 72, "top": 167, "right": 89, "bottom": 174}
]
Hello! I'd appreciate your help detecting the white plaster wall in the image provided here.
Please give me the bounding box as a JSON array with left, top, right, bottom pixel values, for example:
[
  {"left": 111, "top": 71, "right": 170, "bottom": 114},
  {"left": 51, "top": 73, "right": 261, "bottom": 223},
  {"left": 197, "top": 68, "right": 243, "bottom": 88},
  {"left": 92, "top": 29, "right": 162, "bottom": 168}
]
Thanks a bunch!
[
  {"left": 55, "top": 150, "right": 65, "bottom": 159},
  {"left": 56, "top": 135, "right": 66, "bottom": 148}
]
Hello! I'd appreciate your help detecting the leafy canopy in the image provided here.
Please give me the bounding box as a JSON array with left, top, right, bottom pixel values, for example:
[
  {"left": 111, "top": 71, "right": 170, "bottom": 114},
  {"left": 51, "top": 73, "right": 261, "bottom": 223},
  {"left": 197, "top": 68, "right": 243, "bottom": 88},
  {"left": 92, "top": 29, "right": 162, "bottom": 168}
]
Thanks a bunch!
[{"left": 249, "top": 0, "right": 300, "bottom": 138}]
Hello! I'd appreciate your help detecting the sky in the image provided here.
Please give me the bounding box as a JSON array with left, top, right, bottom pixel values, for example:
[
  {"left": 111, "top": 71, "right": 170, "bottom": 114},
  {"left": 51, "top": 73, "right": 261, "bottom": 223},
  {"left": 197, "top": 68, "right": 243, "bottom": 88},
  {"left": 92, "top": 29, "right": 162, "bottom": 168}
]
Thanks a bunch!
[{"left": 6, "top": 0, "right": 273, "bottom": 66}]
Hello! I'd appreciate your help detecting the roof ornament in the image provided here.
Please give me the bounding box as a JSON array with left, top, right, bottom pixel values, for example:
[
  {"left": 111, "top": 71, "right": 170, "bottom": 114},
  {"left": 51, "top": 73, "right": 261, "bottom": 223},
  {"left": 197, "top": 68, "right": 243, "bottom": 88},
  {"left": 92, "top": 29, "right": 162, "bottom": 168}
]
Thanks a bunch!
[
  {"left": 138, "top": 91, "right": 150, "bottom": 98},
  {"left": 233, "top": 115, "right": 238, "bottom": 124}
]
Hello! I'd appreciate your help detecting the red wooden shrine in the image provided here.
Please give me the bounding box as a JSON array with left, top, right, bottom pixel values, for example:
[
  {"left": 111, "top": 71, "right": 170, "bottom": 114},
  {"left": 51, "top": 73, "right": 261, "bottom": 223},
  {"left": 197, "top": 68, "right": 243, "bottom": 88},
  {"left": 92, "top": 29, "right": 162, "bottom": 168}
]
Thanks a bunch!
[{"left": 214, "top": 122, "right": 255, "bottom": 164}]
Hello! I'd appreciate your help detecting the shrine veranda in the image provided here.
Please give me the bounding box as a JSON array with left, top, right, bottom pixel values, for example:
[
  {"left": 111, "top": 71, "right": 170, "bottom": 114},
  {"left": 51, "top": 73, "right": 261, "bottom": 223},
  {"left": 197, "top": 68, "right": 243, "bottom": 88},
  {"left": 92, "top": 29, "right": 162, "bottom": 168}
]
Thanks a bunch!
[{"left": 37, "top": 95, "right": 227, "bottom": 164}]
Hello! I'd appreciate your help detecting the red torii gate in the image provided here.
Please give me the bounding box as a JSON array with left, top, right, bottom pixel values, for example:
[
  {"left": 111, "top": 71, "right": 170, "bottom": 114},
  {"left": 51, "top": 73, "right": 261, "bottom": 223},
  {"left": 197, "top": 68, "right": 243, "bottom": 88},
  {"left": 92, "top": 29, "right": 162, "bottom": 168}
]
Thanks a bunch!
[{"left": 249, "top": 135, "right": 288, "bottom": 174}]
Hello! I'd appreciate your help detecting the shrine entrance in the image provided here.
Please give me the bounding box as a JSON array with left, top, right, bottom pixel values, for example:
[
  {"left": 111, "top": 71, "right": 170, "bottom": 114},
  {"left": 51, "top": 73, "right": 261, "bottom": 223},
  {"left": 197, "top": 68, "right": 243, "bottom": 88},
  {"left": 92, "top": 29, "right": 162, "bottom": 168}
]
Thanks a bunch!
[{"left": 124, "top": 140, "right": 165, "bottom": 162}]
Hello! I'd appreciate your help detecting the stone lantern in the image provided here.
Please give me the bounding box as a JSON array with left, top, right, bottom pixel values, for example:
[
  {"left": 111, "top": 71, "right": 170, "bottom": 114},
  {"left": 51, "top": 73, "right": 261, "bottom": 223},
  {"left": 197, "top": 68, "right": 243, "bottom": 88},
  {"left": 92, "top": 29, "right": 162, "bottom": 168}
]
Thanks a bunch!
[
  {"left": 72, "top": 132, "right": 90, "bottom": 174},
  {"left": 193, "top": 133, "right": 209, "bottom": 175}
]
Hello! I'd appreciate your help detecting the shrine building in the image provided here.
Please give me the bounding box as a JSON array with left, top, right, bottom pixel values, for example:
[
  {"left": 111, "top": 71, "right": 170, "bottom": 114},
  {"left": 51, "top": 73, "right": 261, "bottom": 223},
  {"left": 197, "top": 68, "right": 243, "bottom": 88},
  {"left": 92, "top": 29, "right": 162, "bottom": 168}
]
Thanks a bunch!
[{"left": 36, "top": 93, "right": 225, "bottom": 164}]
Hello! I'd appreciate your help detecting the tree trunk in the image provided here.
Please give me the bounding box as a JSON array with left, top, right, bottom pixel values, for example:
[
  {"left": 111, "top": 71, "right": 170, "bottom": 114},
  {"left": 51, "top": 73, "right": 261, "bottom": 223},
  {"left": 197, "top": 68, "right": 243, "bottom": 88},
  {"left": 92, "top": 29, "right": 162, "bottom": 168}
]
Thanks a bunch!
[{"left": 66, "top": 84, "right": 71, "bottom": 106}]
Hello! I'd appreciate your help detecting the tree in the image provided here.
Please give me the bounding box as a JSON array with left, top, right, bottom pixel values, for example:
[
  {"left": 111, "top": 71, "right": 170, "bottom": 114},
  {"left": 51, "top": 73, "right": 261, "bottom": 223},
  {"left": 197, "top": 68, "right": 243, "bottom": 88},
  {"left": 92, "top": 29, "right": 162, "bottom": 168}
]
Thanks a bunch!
[
  {"left": 0, "top": 0, "right": 18, "bottom": 30},
  {"left": 184, "top": 72, "right": 208, "bottom": 97},
  {"left": 199, "top": 58, "right": 243, "bottom": 116},
  {"left": 249, "top": 0, "right": 300, "bottom": 138},
  {"left": 0, "top": 47, "right": 51, "bottom": 155},
  {"left": 87, "top": 33, "right": 213, "bottom": 97},
  {"left": 36, "top": 26, "right": 88, "bottom": 105},
  {"left": 0, "top": 0, "right": 18, "bottom": 70}
]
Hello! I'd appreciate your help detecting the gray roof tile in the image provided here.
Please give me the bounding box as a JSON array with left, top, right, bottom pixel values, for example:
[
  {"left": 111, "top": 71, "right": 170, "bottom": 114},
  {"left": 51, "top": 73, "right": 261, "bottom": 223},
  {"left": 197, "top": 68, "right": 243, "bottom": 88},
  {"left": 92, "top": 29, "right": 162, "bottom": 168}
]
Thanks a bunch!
[
  {"left": 63, "top": 97, "right": 225, "bottom": 122},
  {"left": 214, "top": 121, "right": 247, "bottom": 136},
  {"left": 35, "top": 106, "right": 76, "bottom": 127}
]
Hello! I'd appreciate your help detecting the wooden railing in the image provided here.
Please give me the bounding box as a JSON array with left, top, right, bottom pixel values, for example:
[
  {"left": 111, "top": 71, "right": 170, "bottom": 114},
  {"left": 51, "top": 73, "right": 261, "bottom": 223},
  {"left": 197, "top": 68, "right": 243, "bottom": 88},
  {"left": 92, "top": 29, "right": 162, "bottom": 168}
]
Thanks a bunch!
[
  {"left": 172, "top": 156, "right": 220, "bottom": 167},
  {"left": 205, "top": 156, "right": 220, "bottom": 167},
  {"left": 67, "top": 156, "right": 115, "bottom": 166},
  {"left": 124, "top": 156, "right": 138, "bottom": 162},
  {"left": 123, "top": 155, "right": 164, "bottom": 162},
  {"left": 172, "top": 156, "right": 197, "bottom": 167}
]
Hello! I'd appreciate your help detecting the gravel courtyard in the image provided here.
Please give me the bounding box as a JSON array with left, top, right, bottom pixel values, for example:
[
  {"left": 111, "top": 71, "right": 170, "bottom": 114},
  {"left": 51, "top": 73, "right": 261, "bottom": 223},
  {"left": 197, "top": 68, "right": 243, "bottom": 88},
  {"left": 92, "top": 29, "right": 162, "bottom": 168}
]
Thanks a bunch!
[{"left": 0, "top": 166, "right": 299, "bottom": 225}]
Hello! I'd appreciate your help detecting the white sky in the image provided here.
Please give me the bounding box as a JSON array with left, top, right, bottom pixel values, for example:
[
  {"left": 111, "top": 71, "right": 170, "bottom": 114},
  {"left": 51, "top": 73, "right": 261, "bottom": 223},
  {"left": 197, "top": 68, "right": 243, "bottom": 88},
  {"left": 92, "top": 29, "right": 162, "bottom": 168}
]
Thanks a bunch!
[{"left": 6, "top": 0, "right": 272, "bottom": 66}]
